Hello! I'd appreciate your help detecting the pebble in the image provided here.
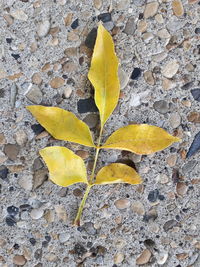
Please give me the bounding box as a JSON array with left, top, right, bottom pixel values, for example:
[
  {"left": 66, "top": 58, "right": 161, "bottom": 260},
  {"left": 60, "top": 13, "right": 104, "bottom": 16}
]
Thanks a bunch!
[
  {"left": 93, "top": 0, "right": 102, "bottom": 9},
  {"left": 77, "top": 98, "right": 98, "bottom": 113},
  {"left": 176, "top": 182, "right": 187, "bottom": 196},
  {"left": 163, "top": 219, "right": 178, "bottom": 231},
  {"left": 62, "top": 61, "right": 77, "bottom": 73},
  {"left": 143, "top": 208, "right": 158, "bottom": 222},
  {"left": 0, "top": 133, "right": 6, "bottom": 145},
  {"left": 166, "top": 154, "right": 177, "bottom": 167},
  {"left": 37, "top": 20, "right": 51, "bottom": 38},
  {"left": 4, "top": 144, "right": 20, "bottom": 161},
  {"left": 31, "top": 124, "right": 45, "bottom": 135},
  {"left": 157, "top": 253, "right": 168, "bottom": 265},
  {"left": 118, "top": 67, "right": 129, "bottom": 89},
  {"left": 114, "top": 199, "right": 130, "bottom": 209},
  {"left": 5, "top": 215, "right": 16, "bottom": 226},
  {"left": 144, "top": 71, "right": 155, "bottom": 85},
  {"left": 15, "top": 130, "right": 27, "bottom": 146},
  {"left": 124, "top": 17, "right": 136, "bottom": 35},
  {"left": 143, "top": 32, "right": 154, "bottom": 43},
  {"left": 136, "top": 249, "right": 152, "bottom": 265},
  {"left": 83, "top": 114, "right": 99, "bottom": 128},
  {"left": 186, "top": 131, "right": 200, "bottom": 158},
  {"left": 191, "top": 88, "right": 200, "bottom": 102},
  {"left": 30, "top": 208, "right": 44, "bottom": 220},
  {"left": 71, "top": 18, "right": 79, "bottom": 29},
  {"left": 50, "top": 77, "right": 65, "bottom": 89},
  {"left": 33, "top": 169, "right": 48, "bottom": 189},
  {"left": 169, "top": 113, "right": 181, "bottom": 128},
  {"left": 155, "top": 14, "right": 164, "bottom": 24},
  {"left": 7, "top": 205, "right": 19, "bottom": 216},
  {"left": 130, "top": 68, "right": 142, "bottom": 80},
  {"left": 55, "top": 205, "right": 67, "bottom": 222},
  {"left": 137, "top": 20, "right": 147, "bottom": 33},
  {"left": 114, "top": 252, "right": 124, "bottom": 264},
  {"left": 98, "top": 13, "right": 111, "bottom": 23},
  {"left": 85, "top": 28, "right": 97, "bottom": 49},
  {"left": 162, "top": 78, "right": 176, "bottom": 90},
  {"left": 187, "top": 112, "right": 200, "bottom": 123},
  {"left": 25, "top": 85, "right": 43, "bottom": 104},
  {"left": 131, "top": 201, "right": 145, "bottom": 215},
  {"left": 59, "top": 233, "right": 70, "bottom": 243},
  {"left": 0, "top": 151, "right": 7, "bottom": 164},
  {"left": 156, "top": 173, "right": 169, "bottom": 184},
  {"left": 32, "top": 73, "right": 42, "bottom": 85},
  {"left": 152, "top": 52, "right": 167, "bottom": 63},
  {"left": 10, "top": 10, "right": 28, "bottom": 21},
  {"left": 162, "top": 61, "right": 179, "bottom": 78},
  {"left": 63, "top": 86, "right": 73, "bottom": 98},
  {"left": 0, "top": 166, "right": 9, "bottom": 180},
  {"left": 157, "top": 29, "right": 170, "bottom": 39},
  {"left": 153, "top": 100, "right": 169, "bottom": 114},
  {"left": 58, "top": 187, "right": 68, "bottom": 197},
  {"left": 144, "top": 2, "right": 159, "bottom": 19},
  {"left": 13, "top": 255, "right": 27, "bottom": 266},
  {"left": 148, "top": 189, "right": 159, "bottom": 202},
  {"left": 18, "top": 175, "right": 32, "bottom": 191},
  {"left": 82, "top": 222, "right": 97, "bottom": 235},
  {"left": 172, "top": 0, "right": 184, "bottom": 17}
]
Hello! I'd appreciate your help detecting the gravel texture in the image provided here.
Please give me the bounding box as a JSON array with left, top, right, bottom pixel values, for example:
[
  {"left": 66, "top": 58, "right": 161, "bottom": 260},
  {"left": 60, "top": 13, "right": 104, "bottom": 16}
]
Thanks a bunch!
[{"left": 0, "top": 0, "right": 200, "bottom": 266}]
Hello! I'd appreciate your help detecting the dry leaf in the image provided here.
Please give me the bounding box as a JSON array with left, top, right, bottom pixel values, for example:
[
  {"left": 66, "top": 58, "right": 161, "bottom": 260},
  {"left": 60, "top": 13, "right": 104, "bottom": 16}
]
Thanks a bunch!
[
  {"left": 27, "top": 105, "right": 95, "bottom": 147},
  {"left": 88, "top": 23, "right": 120, "bottom": 128},
  {"left": 101, "top": 124, "right": 180, "bottom": 154},
  {"left": 95, "top": 163, "right": 142, "bottom": 185},
  {"left": 40, "top": 146, "right": 88, "bottom": 187}
]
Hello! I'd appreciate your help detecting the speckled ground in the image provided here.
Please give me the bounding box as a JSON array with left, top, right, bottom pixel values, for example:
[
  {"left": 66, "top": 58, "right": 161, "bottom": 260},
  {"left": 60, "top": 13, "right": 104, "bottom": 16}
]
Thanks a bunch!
[{"left": 0, "top": 0, "right": 200, "bottom": 266}]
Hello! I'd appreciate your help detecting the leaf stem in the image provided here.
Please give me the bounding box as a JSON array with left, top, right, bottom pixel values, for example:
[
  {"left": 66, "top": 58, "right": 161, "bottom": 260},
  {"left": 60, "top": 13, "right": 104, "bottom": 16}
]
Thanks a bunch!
[{"left": 74, "top": 184, "right": 92, "bottom": 226}]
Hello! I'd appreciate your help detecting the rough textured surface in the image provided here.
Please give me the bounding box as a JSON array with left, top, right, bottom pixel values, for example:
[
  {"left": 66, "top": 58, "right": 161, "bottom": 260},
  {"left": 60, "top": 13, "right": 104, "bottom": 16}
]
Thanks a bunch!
[{"left": 0, "top": 0, "right": 200, "bottom": 266}]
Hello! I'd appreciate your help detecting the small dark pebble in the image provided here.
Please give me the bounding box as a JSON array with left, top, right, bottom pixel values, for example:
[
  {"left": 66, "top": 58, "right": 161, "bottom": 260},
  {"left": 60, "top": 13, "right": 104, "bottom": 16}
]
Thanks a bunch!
[
  {"left": 77, "top": 97, "right": 98, "bottom": 113},
  {"left": 191, "top": 88, "right": 200, "bottom": 102},
  {"left": 148, "top": 189, "right": 159, "bottom": 202},
  {"left": 0, "top": 166, "right": 9, "bottom": 180},
  {"left": 98, "top": 13, "right": 112, "bottom": 23},
  {"left": 5, "top": 215, "right": 17, "bottom": 226},
  {"left": 74, "top": 243, "right": 87, "bottom": 256},
  {"left": 158, "top": 195, "right": 165, "bottom": 201},
  {"left": 186, "top": 131, "right": 200, "bottom": 158},
  {"left": 6, "top": 38, "right": 12, "bottom": 44},
  {"left": 7, "top": 205, "right": 19, "bottom": 216},
  {"left": 163, "top": 219, "right": 179, "bottom": 231},
  {"left": 11, "top": 53, "right": 20, "bottom": 60},
  {"left": 181, "top": 82, "right": 193, "bottom": 90},
  {"left": 87, "top": 241, "right": 93, "bottom": 248},
  {"left": 85, "top": 28, "right": 97, "bottom": 49},
  {"left": 42, "top": 241, "right": 48, "bottom": 247},
  {"left": 31, "top": 124, "right": 45, "bottom": 135},
  {"left": 71, "top": 18, "right": 79, "bottom": 29},
  {"left": 130, "top": 68, "right": 142, "bottom": 80},
  {"left": 45, "top": 235, "right": 51, "bottom": 242},
  {"left": 0, "top": 89, "right": 5, "bottom": 98},
  {"left": 172, "top": 168, "right": 180, "bottom": 183},
  {"left": 13, "top": 243, "right": 20, "bottom": 249},
  {"left": 30, "top": 238, "right": 36, "bottom": 246},
  {"left": 144, "top": 239, "right": 156, "bottom": 247},
  {"left": 195, "top": 28, "right": 200, "bottom": 34},
  {"left": 20, "top": 204, "right": 32, "bottom": 211}
]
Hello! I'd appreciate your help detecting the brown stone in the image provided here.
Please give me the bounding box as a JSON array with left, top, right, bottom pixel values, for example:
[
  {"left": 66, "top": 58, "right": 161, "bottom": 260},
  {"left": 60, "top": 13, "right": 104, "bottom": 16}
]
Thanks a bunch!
[
  {"left": 136, "top": 249, "right": 152, "bottom": 265},
  {"left": 41, "top": 63, "right": 51, "bottom": 72},
  {"left": 49, "top": 26, "right": 60, "bottom": 36},
  {"left": 50, "top": 77, "right": 65, "bottom": 89},
  {"left": 137, "top": 20, "right": 147, "bottom": 33},
  {"left": 172, "top": 0, "right": 184, "bottom": 17},
  {"left": 7, "top": 72, "right": 23, "bottom": 80},
  {"left": 166, "top": 154, "right": 177, "bottom": 167},
  {"left": 13, "top": 255, "right": 27, "bottom": 266},
  {"left": 0, "top": 133, "right": 6, "bottom": 145},
  {"left": 4, "top": 144, "right": 20, "bottom": 161},
  {"left": 144, "top": 71, "right": 155, "bottom": 85},
  {"left": 114, "top": 199, "right": 130, "bottom": 209},
  {"left": 64, "top": 47, "right": 78, "bottom": 57},
  {"left": 187, "top": 112, "right": 200, "bottom": 123},
  {"left": 75, "top": 150, "right": 89, "bottom": 159},
  {"left": 176, "top": 253, "right": 189, "bottom": 260},
  {"left": 62, "top": 61, "right": 77, "bottom": 73},
  {"left": 64, "top": 13, "right": 73, "bottom": 26},
  {"left": 144, "top": 2, "right": 159, "bottom": 18},
  {"left": 176, "top": 182, "right": 187, "bottom": 196},
  {"left": 33, "top": 169, "right": 48, "bottom": 189}
]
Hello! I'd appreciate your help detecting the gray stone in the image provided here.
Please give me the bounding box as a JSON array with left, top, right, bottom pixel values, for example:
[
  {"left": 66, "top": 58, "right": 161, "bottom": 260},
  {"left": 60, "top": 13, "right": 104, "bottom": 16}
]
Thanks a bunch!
[
  {"left": 25, "top": 85, "right": 43, "bottom": 104},
  {"left": 153, "top": 100, "right": 169, "bottom": 114},
  {"left": 124, "top": 17, "right": 136, "bottom": 35}
]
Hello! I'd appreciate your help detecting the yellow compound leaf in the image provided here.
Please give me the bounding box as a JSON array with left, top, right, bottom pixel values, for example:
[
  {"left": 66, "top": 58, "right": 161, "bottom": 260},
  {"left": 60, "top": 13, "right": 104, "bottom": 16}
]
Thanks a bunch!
[
  {"left": 94, "top": 163, "right": 142, "bottom": 185},
  {"left": 27, "top": 105, "right": 95, "bottom": 147},
  {"left": 40, "top": 146, "right": 88, "bottom": 187},
  {"left": 88, "top": 23, "right": 120, "bottom": 128},
  {"left": 101, "top": 124, "right": 181, "bottom": 155}
]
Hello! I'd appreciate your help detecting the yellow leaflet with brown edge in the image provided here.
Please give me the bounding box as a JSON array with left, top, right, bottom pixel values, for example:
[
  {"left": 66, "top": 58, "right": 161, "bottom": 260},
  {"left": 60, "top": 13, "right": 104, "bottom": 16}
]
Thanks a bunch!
[
  {"left": 88, "top": 23, "right": 120, "bottom": 128},
  {"left": 94, "top": 163, "right": 142, "bottom": 185},
  {"left": 27, "top": 105, "right": 95, "bottom": 147},
  {"left": 40, "top": 146, "right": 88, "bottom": 187},
  {"left": 101, "top": 124, "right": 181, "bottom": 155}
]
